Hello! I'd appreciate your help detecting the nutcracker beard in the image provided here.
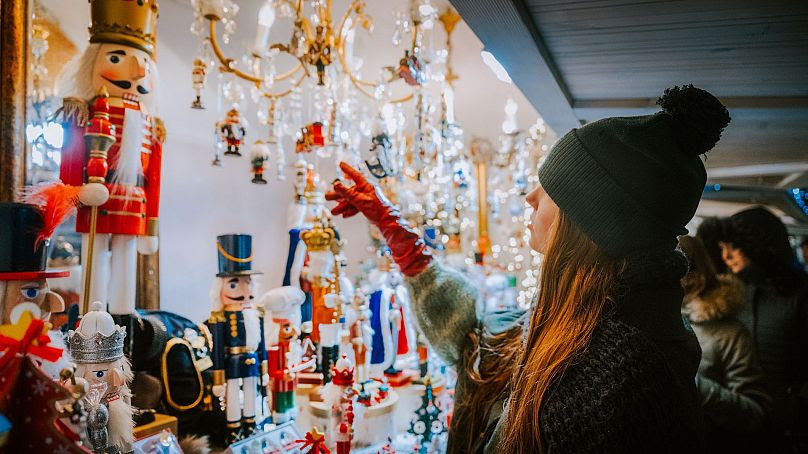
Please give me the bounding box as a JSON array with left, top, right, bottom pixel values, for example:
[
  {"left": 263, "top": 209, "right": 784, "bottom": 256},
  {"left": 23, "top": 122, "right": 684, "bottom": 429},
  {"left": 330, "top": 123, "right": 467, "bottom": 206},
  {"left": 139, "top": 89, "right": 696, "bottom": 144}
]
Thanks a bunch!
[
  {"left": 61, "top": 43, "right": 159, "bottom": 315},
  {"left": 75, "top": 357, "right": 135, "bottom": 450}
]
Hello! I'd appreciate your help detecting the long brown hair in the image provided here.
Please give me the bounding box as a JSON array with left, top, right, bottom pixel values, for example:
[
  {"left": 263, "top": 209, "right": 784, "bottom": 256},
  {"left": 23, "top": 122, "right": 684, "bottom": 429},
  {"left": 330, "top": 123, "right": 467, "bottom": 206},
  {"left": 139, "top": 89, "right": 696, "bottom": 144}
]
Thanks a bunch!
[
  {"left": 678, "top": 235, "right": 719, "bottom": 298},
  {"left": 499, "top": 211, "right": 624, "bottom": 453}
]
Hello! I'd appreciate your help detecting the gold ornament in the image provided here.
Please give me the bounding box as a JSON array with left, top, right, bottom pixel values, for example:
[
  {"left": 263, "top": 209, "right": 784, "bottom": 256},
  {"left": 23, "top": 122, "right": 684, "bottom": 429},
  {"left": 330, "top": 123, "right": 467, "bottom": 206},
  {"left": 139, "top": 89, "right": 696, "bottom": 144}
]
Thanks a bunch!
[
  {"left": 300, "top": 223, "right": 335, "bottom": 252},
  {"left": 89, "top": 0, "right": 159, "bottom": 57}
]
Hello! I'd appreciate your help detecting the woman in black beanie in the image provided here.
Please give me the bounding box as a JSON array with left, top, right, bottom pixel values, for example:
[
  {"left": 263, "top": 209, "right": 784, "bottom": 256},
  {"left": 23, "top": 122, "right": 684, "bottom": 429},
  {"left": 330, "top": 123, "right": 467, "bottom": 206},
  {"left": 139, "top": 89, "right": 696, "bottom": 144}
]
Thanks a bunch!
[
  {"left": 720, "top": 206, "right": 808, "bottom": 452},
  {"left": 327, "top": 85, "right": 730, "bottom": 453}
]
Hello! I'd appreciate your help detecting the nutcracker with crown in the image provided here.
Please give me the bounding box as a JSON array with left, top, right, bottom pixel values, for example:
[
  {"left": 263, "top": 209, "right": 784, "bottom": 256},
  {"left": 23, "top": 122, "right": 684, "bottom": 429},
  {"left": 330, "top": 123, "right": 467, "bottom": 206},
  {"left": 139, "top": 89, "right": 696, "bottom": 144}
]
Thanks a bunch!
[
  {"left": 205, "top": 234, "right": 268, "bottom": 443},
  {"left": 283, "top": 163, "right": 324, "bottom": 324},
  {"left": 301, "top": 223, "right": 343, "bottom": 382},
  {"left": 0, "top": 184, "right": 81, "bottom": 326},
  {"left": 58, "top": 0, "right": 164, "bottom": 346},
  {"left": 68, "top": 302, "right": 134, "bottom": 454}
]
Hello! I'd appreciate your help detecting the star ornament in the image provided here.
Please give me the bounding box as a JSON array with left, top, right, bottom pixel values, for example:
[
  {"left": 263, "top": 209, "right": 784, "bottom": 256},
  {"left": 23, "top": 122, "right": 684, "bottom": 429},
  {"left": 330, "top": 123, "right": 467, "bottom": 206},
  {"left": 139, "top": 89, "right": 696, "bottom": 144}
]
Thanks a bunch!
[{"left": 0, "top": 311, "right": 61, "bottom": 366}]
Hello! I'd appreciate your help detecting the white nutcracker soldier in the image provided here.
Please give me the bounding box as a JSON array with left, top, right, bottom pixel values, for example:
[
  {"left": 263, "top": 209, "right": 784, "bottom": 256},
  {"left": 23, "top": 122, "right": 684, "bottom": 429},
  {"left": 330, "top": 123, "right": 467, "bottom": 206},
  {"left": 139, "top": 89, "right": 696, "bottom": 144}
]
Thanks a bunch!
[
  {"left": 58, "top": 0, "right": 164, "bottom": 348},
  {"left": 68, "top": 301, "right": 135, "bottom": 454},
  {"left": 206, "top": 234, "right": 269, "bottom": 443}
]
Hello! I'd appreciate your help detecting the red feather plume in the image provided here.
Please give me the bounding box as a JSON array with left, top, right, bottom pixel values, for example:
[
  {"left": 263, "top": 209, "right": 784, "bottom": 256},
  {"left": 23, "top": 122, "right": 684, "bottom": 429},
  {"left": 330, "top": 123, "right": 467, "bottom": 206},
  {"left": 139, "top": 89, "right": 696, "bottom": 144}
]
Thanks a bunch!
[{"left": 23, "top": 182, "right": 81, "bottom": 247}]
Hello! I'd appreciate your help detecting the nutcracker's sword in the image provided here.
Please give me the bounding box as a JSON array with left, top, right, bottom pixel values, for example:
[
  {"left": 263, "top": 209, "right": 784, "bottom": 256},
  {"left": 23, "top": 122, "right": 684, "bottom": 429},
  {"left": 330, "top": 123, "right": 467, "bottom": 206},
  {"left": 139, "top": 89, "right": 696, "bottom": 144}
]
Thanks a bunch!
[{"left": 80, "top": 89, "right": 115, "bottom": 314}]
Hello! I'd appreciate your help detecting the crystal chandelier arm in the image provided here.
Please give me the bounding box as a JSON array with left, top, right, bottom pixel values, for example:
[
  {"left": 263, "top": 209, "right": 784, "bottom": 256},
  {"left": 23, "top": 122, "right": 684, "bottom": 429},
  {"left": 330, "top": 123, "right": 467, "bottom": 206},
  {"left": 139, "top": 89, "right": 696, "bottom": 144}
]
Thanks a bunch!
[
  {"left": 207, "top": 19, "right": 303, "bottom": 85},
  {"left": 262, "top": 70, "right": 308, "bottom": 100}
]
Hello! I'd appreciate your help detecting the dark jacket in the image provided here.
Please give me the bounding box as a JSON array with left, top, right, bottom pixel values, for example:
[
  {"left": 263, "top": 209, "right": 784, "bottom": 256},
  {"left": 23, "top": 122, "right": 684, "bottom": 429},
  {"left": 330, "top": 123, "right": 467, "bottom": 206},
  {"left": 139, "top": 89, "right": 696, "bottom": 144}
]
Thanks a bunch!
[
  {"left": 736, "top": 265, "right": 808, "bottom": 447},
  {"left": 407, "top": 249, "right": 704, "bottom": 453},
  {"left": 683, "top": 275, "right": 773, "bottom": 450}
]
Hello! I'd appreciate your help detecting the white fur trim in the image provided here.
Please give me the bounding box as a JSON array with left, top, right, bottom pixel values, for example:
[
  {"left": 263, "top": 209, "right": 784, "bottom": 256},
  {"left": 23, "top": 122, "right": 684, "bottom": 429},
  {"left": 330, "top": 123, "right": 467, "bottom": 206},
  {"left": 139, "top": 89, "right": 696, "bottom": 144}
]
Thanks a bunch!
[{"left": 110, "top": 108, "right": 145, "bottom": 186}]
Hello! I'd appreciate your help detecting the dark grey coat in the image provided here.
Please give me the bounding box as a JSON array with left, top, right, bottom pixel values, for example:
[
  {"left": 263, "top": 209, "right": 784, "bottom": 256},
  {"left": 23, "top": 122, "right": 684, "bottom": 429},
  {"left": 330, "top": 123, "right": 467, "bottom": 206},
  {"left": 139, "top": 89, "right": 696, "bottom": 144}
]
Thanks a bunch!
[{"left": 684, "top": 275, "right": 773, "bottom": 448}]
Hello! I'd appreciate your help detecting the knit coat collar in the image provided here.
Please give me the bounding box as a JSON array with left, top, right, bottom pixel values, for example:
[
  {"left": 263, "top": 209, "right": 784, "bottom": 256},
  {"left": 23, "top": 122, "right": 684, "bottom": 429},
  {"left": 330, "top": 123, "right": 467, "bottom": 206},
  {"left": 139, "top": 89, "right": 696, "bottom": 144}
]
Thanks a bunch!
[{"left": 613, "top": 248, "right": 690, "bottom": 340}]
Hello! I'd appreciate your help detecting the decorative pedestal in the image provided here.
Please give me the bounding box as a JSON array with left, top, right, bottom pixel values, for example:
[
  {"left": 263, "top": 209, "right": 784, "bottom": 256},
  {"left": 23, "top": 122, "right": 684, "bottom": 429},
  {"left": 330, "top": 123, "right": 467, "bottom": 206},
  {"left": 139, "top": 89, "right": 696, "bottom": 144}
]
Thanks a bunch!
[{"left": 308, "top": 390, "right": 399, "bottom": 449}]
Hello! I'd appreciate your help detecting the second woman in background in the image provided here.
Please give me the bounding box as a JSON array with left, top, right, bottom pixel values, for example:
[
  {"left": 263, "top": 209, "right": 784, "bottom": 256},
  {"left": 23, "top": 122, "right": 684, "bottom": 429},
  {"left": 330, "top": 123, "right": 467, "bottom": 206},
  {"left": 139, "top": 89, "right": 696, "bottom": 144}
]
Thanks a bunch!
[{"left": 679, "top": 235, "right": 772, "bottom": 453}]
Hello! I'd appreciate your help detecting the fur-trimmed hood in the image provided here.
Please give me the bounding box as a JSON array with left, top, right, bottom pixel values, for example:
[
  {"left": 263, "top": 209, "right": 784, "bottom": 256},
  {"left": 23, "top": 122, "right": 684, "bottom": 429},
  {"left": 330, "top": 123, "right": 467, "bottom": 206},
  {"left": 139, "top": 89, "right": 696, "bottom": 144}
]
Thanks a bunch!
[{"left": 683, "top": 274, "right": 746, "bottom": 323}]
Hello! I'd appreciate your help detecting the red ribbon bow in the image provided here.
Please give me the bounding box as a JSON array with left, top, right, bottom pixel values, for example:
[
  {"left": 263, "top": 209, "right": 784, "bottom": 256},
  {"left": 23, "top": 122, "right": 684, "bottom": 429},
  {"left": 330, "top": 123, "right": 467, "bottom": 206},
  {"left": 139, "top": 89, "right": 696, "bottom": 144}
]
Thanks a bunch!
[
  {"left": 0, "top": 318, "right": 63, "bottom": 370},
  {"left": 295, "top": 432, "right": 331, "bottom": 454}
]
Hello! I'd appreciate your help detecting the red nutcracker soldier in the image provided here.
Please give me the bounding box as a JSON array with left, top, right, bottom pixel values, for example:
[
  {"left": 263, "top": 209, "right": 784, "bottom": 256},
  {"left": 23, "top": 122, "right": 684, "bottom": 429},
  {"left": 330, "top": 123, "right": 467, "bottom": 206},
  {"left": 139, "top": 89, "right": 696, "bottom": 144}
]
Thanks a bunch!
[
  {"left": 58, "top": 0, "right": 163, "bottom": 333},
  {"left": 267, "top": 318, "right": 315, "bottom": 423}
]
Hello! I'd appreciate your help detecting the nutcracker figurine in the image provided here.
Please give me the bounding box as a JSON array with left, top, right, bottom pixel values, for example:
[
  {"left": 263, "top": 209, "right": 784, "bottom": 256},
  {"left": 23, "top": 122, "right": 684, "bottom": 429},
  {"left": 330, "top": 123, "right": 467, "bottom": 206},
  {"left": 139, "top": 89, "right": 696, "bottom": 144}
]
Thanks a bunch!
[
  {"left": 300, "top": 223, "right": 341, "bottom": 378},
  {"left": 191, "top": 57, "right": 207, "bottom": 109},
  {"left": 68, "top": 301, "right": 134, "bottom": 453},
  {"left": 58, "top": 0, "right": 163, "bottom": 334},
  {"left": 206, "top": 234, "right": 268, "bottom": 443},
  {"left": 218, "top": 108, "right": 247, "bottom": 156},
  {"left": 305, "top": 25, "right": 333, "bottom": 85},
  {"left": 344, "top": 289, "right": 373, "bottom": 383},
  {"left": 267, "top": 318, "right": 315, "bottom": 423},
  {"left": 322, "top": 354, "right": 356, "bottom": 449},
  {"left": 366, "top": 255, "right": 397, "bottom": 377},
  {"left": 260, "top": 285, "right": 305, "bottom": 347},
  {"left": 283, "top": 165, "right": 326, "bottom": 324},
  {"left": 250, "top": 141, "right": 270, "bottom": 184},
  {"left": 0, "top": 184, "right": 79, "bottom": 325}
]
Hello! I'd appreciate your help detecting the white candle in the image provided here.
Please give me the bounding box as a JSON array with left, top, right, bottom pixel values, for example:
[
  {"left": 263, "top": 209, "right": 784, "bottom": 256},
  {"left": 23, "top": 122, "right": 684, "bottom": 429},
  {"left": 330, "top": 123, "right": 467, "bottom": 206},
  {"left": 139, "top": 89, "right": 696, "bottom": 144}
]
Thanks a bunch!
[{"left": 253, "top": 0, "right": 276, "bottom": 56}]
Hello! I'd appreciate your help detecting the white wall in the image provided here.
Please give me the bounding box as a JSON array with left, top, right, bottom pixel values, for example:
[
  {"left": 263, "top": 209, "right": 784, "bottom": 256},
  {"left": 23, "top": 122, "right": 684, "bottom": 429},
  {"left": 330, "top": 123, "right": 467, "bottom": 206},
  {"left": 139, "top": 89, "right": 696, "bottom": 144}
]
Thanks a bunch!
[{"left": 43, "top": 0, "right": 543, "bottom": 323}]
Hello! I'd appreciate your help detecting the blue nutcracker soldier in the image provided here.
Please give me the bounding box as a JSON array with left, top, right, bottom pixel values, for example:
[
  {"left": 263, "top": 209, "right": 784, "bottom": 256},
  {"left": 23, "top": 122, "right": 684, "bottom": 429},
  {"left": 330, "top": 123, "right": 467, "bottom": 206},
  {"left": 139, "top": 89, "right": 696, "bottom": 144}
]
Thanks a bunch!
[{"left": 206, "top": 234, "right": 268, "bottom": 443}]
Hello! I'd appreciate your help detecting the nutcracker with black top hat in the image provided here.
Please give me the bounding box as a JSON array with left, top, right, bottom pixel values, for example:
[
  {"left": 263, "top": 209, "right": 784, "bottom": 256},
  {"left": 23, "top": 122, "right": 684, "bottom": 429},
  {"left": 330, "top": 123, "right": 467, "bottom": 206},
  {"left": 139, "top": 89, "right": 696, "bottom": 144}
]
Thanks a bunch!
[
  {"left": 58, "top": 0, "right": 164, "bottom": 349},
  {"left": 0, "top": 184, "right": 80, "bottom": 326},
  {"left": 206, "top": 234, "right": 268, "bottom": 443}
]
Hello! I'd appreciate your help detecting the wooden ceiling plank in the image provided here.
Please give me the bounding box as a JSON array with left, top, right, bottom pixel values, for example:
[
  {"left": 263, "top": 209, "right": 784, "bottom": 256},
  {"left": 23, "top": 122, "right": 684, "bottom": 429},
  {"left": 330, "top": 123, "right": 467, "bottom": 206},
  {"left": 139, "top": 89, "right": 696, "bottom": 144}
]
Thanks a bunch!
[{"left": 449, "top": 0, "right": 581, "bottom": 133}]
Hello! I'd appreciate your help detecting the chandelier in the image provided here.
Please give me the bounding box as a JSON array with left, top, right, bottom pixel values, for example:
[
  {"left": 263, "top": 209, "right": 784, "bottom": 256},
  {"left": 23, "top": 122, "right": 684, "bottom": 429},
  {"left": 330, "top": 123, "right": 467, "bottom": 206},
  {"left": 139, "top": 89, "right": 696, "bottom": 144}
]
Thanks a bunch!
[{"left": 189, "top": 0, "right": 454, "bottom": 182}]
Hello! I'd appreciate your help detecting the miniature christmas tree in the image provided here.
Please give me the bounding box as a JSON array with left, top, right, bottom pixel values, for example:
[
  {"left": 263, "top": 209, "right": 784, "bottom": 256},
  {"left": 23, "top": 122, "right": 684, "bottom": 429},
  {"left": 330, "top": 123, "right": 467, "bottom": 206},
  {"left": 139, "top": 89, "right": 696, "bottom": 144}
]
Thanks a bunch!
[
  {"left": 0, "top": 314, "right": 85, "bottom": 452},
  {"left": 407, "top": 376, "right": 445, "bottom": 449}
]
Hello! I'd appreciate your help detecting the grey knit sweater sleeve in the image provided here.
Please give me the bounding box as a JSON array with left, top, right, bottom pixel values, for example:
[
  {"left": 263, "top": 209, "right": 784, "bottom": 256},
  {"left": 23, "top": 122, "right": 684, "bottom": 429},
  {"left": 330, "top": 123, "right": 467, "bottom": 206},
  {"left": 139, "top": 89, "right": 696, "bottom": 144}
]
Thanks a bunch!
[{"left": 405, "top": 261, "right": 479, "bottom": 367}]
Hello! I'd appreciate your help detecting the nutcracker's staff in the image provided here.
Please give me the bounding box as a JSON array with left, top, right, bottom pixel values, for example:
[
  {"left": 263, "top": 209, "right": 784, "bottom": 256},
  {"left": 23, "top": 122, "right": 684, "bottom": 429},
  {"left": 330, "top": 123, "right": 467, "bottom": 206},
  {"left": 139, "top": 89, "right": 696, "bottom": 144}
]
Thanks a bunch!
[{"left": 78, "top": 89, "right": 116, "bottom": 314}]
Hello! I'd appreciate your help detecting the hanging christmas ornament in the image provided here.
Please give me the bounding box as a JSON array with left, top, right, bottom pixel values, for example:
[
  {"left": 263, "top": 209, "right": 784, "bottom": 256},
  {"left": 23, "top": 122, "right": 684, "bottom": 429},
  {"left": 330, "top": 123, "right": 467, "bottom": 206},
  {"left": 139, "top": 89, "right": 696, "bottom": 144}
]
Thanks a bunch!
[
  {"left": 296, "top": 122, "right": 326, "bottom": 153},
  {"left": 305, "top": 25, "right": 334, "bottom": 86},
  {"left": 217, "top": 107, "right": 247, "bottom": 156},
  {"left": 365, "top": 133, "right": 396, "bottom": 179},
  {"left": 191, "top": 57, "right": 207, "bottom": 109},
  {"left": 250, "top": 141, "right": 270, "bottom": 184},
  {"left": 397, "top": 50, "right": 424, "bottom": 86}
]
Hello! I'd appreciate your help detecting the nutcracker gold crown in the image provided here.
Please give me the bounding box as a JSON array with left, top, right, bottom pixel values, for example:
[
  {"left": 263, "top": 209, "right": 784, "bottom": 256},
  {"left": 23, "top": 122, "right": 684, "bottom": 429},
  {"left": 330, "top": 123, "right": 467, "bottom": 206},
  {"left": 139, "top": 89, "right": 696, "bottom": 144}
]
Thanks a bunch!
[
  {"left": 89, "top": 0, "right": 159, "bottom": 56},
  {"left": 300, "top": 223, "right": 335, "bottom": 251}
]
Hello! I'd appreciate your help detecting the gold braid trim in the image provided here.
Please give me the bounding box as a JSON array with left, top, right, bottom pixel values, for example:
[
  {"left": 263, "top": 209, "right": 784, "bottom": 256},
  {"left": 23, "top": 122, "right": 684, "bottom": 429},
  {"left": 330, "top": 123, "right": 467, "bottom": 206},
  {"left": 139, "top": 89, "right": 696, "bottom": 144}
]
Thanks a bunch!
[{"left": 56, "top": 97, "right": 90, "bottom": 127}]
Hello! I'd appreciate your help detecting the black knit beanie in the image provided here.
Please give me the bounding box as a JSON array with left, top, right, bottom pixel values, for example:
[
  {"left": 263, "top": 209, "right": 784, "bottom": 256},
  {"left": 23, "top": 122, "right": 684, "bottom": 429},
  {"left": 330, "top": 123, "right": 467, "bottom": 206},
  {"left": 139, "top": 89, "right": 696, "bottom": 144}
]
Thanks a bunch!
[{"left": 539, "top": 85, "right": 731, "bottom": 257}]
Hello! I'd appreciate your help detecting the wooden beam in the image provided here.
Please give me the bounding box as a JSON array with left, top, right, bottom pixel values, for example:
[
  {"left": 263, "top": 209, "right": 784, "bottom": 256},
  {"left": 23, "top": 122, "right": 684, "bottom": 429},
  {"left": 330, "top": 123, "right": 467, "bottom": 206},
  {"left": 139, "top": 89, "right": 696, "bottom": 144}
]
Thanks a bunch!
[
  {"left": 573, "top": 96, "right": 808, "bottom": 121},
  {"left": 449, "top": 0, "right": 580, "bottom": 134},
  {"left": 0, "top": 0, "right": 28, "bottom": 202}
]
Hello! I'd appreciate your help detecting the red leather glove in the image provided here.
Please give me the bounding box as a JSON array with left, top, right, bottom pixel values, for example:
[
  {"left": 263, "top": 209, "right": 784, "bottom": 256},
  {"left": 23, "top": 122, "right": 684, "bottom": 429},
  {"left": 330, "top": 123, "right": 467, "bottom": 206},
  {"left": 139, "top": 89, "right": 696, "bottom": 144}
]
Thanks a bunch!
[{"left": 326, "top": 162, "right": 432, "bottom": 277}]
